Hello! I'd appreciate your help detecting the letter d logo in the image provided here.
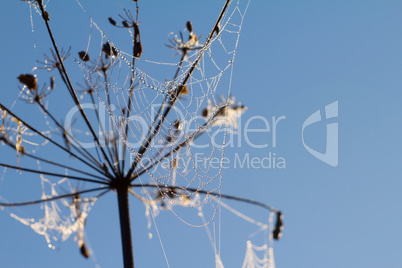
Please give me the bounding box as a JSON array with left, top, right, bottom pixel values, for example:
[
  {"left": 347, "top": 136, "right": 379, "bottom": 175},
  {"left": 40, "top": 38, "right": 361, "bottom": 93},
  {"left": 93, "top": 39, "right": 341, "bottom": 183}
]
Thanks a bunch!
[{"left": 302, "top": 101, "right": 338, "bottom": 167}]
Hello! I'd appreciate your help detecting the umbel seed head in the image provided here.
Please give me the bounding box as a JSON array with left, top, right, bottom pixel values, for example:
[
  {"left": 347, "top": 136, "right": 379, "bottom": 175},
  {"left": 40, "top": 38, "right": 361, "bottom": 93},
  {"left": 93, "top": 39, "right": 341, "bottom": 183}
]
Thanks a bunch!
[
  {"left": 202, "top": 108, "right": 209, "bottom": 118},
  {"left": 18, "top": 74, "right": 37, "bottom": 90},
  {"left": 108, "top": 17, "right": 117, "bottom": 26},
  {"left": 78, "top": 51, "right": 90, "bottom": 62},
  {"left": 43, "top": 11, "right": 50, "bottom": 21},
  {"left": 122, "top": 20, "right": 130, "bottom": 28},
  {"left": 102, "top": 42, "right": 118, "bottom": 58},
  {"left": 80, "top": 243, "right": 89, "bottom": 259},
  {"left": 272, "top": 211, "right": 284, "bottom": 240},
  {"left": 186, "top": 21, "right": 193, "bottom": 32}
]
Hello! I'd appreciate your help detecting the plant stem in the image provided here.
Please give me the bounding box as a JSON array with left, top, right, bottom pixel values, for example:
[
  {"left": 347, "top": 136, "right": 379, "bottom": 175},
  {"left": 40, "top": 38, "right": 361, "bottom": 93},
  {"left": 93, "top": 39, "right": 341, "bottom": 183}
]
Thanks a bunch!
[
  {"left": 130, "top": 184, "right": 278, "bottom": 212},
  {"left": 0, "top": 103, "right": 106, "bottom": 176},
  {"left": 0, "top": 187, "right": 108, "bottom": 207},
  {"left": 117, "top": 183, "right": 135, "bottom": 268},
  {"left": 37, "top": 0, "right": 115, "bottom": 174},
  {"left": 0, "top": 162, "right": 108, "bottom": 185},
  {"left": 36, "top": 101, "right": 105, "bottom": 172}
]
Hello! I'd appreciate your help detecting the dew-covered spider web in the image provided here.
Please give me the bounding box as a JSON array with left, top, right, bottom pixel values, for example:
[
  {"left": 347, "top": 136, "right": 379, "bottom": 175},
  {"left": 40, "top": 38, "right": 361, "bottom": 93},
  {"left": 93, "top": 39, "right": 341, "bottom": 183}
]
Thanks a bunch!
[
  {"left": 0, "top": 175, "right": 100, "bottom": 262},
  {"left": 0, "top": 0, "right": 278, "bottom": 266},
  {"left": 72, "top": 0, "right": 251, "bottom": 226}
]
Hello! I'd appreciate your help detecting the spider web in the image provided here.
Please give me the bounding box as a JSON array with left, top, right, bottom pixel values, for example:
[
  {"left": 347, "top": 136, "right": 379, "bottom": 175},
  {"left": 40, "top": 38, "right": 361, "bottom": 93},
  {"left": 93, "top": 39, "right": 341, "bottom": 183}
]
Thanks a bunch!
[
  {"left": 0, "top": 175, "right": 99, "bottom": 262},
  {"left": 137, "top": 191, "right": 276, "bottom": 267},
  {"left": 9, "top": 177, "right": 94, "bottom": 249},
  {"left": 0, "top": 0, "right": 278, "bottom": 267},
  {"left": 72, "top": 0, "right": 250, "bottom": 224}
]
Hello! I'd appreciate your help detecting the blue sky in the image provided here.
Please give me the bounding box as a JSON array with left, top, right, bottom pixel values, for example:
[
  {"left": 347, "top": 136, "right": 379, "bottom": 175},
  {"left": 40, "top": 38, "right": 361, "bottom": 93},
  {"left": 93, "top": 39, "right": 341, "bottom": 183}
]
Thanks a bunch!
[{"left": 1, "top": 0, "right": 402, "bottom": 267}]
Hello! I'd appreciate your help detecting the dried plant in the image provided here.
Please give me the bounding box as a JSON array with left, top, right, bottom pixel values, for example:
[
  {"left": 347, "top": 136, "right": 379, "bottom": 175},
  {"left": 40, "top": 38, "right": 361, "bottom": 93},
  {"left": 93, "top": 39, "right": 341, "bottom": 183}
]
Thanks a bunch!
[{"left": 0, "top": 0, "right": 282, "bottom": 267}]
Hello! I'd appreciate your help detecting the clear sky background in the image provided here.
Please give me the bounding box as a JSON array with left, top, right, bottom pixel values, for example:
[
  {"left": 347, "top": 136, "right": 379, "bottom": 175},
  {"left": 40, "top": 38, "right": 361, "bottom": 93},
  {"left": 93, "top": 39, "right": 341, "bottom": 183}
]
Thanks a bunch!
[{"left": 1, "top": 0, "right": 402, "bottom": 267}]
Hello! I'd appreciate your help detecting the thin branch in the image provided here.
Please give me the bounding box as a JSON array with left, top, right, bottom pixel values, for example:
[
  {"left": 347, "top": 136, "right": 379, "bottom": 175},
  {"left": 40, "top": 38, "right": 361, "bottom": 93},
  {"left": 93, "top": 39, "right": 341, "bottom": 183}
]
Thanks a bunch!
[
  {"left": 102, "top": 70, "right": 120, "bottom": 176},
  {"left": 0, "top": 162, "right": 109, "bottom": 185},
  {"left": 121, "top": 3, "right": 140, "bottom": 173},
  {"left": 0, "top": 103, "right": 108, "bottom": 177},
  {"left": 0, "top": 187, "right": 108, "bottom": 207},
  {"left": 173, "top": 51, "right": 187, "bottom": 81},
  {"left": 87, "top": 91, "right": 115, "bottom": 175},
  {"left": 121, "top": 85, "right": 135, "bottom": 173},
  {"left": 37, "top": 0, "right": 115, "bottom": 174},
  {"left": 130, "top": 184, "right": 278, "bottom": 212},
  {"left": 91, "top": 188, "right": 111, "bottom": 200},
  {"left": 126, "top": 0, "right": 232, "bottom": 177},
  {"left": 1, "top": 137, "right": 108, "bottom": 181},
  {"left": 121, "top": 61, "right": 137, "bottom": 174},
  {"left": 37, "top": 101, "right": 104, "bottom": 171}
]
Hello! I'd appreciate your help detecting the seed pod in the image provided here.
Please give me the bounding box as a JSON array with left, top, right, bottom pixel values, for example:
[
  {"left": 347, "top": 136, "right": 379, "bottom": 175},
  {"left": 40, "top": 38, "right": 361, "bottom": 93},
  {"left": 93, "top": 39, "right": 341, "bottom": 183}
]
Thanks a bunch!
[
  {"left": 272, "top": 211, "right": 284, "bottom": 240},
  {"left": 50, "top": 76, "right": 55, "bottom": 91},
  {"left": 19, "top": 146, "right": 25, "bottom": 157},
  {"left": 214, "top": 25, "right": 220, "bottom": 36},
  {"left": 43, "top": 11, "right": 50, "bottom": 21},
  {"left": 108, "top": 17, "right": 116, "bottom": 26},
  {"left": 78, "top": 51, "right": 90, "bottom": 62},
  {"left": 80, "top": 243, "right": 89, "bottom": 259},
  {"left": 179, "top": 85, "right": 189, "bottom": 95},
  {"left": 134, "top": 41, "right": 142, "bottom": 58},
  {"left": 133, "top": 23, "right": 141, "bottom": 42},
  {"left": 18, "top": 74, "right": 37, "bottom": 90},
  {"left": 122, "top": 20, "right": 130, "bottom": 28},
  {"left": 166, "top": 135, "right": 173, "bottom": 144},
  {"left": 174, "top": 119, "right": 181, "bottom": 131},
  {"left": 102, "top": 42, "right": 118, "bottom": 58},
  {"left": 186, "top": 21, "right": 193, "bottom": 32},
  {"left": 202, "top": 108, "right": 209, "bottom": 118}
]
